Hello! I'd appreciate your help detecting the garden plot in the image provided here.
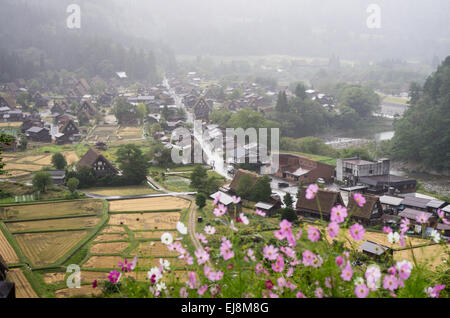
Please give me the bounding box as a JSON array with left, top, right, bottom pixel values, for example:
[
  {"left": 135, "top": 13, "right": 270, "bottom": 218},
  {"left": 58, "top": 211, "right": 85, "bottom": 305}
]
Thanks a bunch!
[
  {"left": 0, "top": 170, "right": 30, "bottom": 179},
  {"left": 55, "top": 286, "right": 101, "bottom": 298},
  {"left": 100, "top": 225, "right": 126, "bottom": 234},
  {"left": 131, "top": 241, "right": 178, "bottom": 257},
  {"left": 33, "top": 155, "right": 53, "bottom": 165},
  {"left": 82, "top": 255, "right": 123, "bottom": 269},
  {"left": 90, "top": 241, "right": 130, "bottom": 254},
  {"left": 61, "top": 151, "right": 79, "bottom": 165},
  {"left": 88, "top": 185, "right": 159, "bottom": 196},
  {"left": 6, "top": 216, "right": 100, "bottom": 232},
  {"left": 6, "top": 269, "right": 38, "bottom": 298},
  {"left": 4, "top": 163, "right": 44, "bottom": 172},
  {"left": 394, "top": 244, "right": 448, "bottom": 267},
  {"left": 0, "top": 229, "right": 19, "bottom": 263},
  {"left": 118, "top": 126, "right": 142, "bottom": 140},
  {"left": 0, "top": 200, "right": 104, "bottom": 220},
  {"left": 87, "top": 125, "right": 119, "bottom": 143},
  {"left": 42, "top": 271, "right": 108, "bottom": 285},
  {"left": 109, "top": 197, "right": 190, "bottom": 212},
  {"left": 14, "top": 230, "right": 89, "bottom": 266},
  {"left": 108, "top": 212, "right": 180, "bottom": 230},
  {"left": 163, "top": 176, "right": 193, "bottom": 192},
  {"left": 134, "top": 230, "right": 178, "bottom": 240},
  {"left": 16, "top": 155, "right": 48, "bottom": 163},
  {"left": 94, "top": 233, "right": 129, "bottom": 242}
]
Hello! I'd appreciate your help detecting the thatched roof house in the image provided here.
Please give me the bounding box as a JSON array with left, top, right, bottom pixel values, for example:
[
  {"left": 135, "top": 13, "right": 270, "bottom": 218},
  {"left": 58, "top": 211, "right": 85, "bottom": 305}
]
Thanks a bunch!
[
  {"left": 78, "top": 148, "right": 118, "bottom": 177},
  {"left": 347, "top": 193, "right": 383, "bottom": 226},
  {"left": 296, "top": 187, "right": 344, "bottom": 220},
  {"left": 229, "top": 169, "right": 261, "bottom": 193}
]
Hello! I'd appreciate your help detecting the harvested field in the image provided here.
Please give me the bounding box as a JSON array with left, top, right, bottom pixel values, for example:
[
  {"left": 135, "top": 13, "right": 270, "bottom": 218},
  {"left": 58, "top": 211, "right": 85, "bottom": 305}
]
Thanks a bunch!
[
  {"left": 134, "top": 231, "right": 177, "bottom": 240},
  {"left": 88, "top": 185, "right": 159, "bottom": 196},
  {"left": 0, "top": 170, "right": 30, "bottom": 178},
  {"left": 394, "top": 244, "right": 448, "bottom": 267},
  {"left": 6, "top": 269, "right": 38, "bottom": 298},
  {"left": 55, "top": 285, "right": 101, "bottom": 298},
  {"left": 90, "top": 241, "right": 129, "bottom": 254},
  {"left": 0, "top": 122, "right": 22, "bottom": 128},
  {"left": 108, "top": 212, "right": 180, "bottom": 230},
  {"left": 87, "top": 125, "right": 118, "bottom": 143},
  {"left": 4, "top": 163, "right": 44, "bottom": 172},
  {"left": 16, "top": 155, "right": 47, "bottom": 163},
  {"left": 0, "top": 229, "right": 19, "bottom": 263},
  {"left": 132, "top": 241, "right": 178, "bottom": 257},
  {"left": 61, "top": 151, "right": 79, "bottom": 165},
  {"left": 82, "top": 256, "right": 123, "bottom": 269},
  {"left": 109, "top": 196, "right": 190, "bottom": 212},
  {"left": 94, "top": 233, "right": 129, "bottom": 242},
  {"left": 134, "top": 257, "right": 186, "bottom": 269},
  {"left": 100, "top": 225, "right": 126, "bottom": 234},
  {"left": 1, "top": 200, "right": 104, "bottom": 220},
  {"left": 43, "top": 271, "right": 110, "bottom": 285},
  {"left": 15, "top": 230, "right": 89, "bottom": 266},
  {"left": 6, "top": 216, "right": 100, "bottom": 232},
  {"left": 33, "top": 155, "right": 53, "bottom": 165},
  {"left": 118, "top": 126, "right": 142, "bottom": 139}
]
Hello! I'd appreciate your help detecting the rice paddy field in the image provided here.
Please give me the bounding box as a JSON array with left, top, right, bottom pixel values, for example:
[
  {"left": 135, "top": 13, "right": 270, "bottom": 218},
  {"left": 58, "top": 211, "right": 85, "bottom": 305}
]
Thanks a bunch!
[
  {"left": 118, "top": 126, "right": 143, "bottom": 139},
  {"left": 0, "top": 228, "right": 19, "bottom": 263},
  {"left": 87, "top": 185, "right": 160, "bottom": 196},
  {"left": 6, "top": 269, "right": 39, "bottom": 298},
  {"left": 108, "top": 212, "right": 181, "bottom": 230},
  {"left": 108, "top": 197, "right": 190, "bottom": 212}
]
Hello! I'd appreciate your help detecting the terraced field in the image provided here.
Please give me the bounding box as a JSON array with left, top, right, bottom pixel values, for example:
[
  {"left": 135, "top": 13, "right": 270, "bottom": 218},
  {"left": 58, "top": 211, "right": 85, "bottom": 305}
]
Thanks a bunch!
[
  {"left": 108, "top": 197, "right": 190, "bottom": 212},
  {"left": 6, "top": 216, "right": 101, "bottom": 232},
  {"left": 131, "top": 241, "right": 178, "bottom": 257},
  {"left": 14, "top": 230, "right": 89, "bottom": 266},
  {"left": 1, "top": 200, "right": 104, "bottom": 220},
  {"left": 6, "top": 269, "right": 38, "bottom": 298},
  {"left": 90, "top": 241, "right": 130, "bottom": 254},
  {"left": 108, "top": 212, "right": 180, "bottom": 230},
  {"left": 0, "top": 228, "right": 19, "bottom": 263}
]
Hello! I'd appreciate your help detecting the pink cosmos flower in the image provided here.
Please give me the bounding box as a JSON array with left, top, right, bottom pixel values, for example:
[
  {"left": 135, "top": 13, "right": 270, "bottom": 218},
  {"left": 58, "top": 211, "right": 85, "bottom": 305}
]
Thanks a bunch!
[
  {"left": 355, "top": 284, "right": 369, "bottom": 298},
  {"left": 396, "top": 261, "right": 412, "bottom": 281},
  {"left": 239, "top": 213, "right": 249, "bottom": 225},
  {"left": 311, "top": 255, "right": 323, "bottom": 268},
  {"left": 255, "top": 263, "right": 264, "bottom": 274},
  {"left": 307, "top": 226, "right": 320, "bottom": 242},
  {"left": 263, "top": 245, "right": 279, "bottom": 261},
  {"left": 296, "top": 291, "right": 307, "bottom": 298},
  {"left": 280, "top": 219, "right": 292, "bottom": 232},
  {"left": 325, "top": 277, "right": 332, "bottom": 289},
  {"left": 247, "top": 248, "right": 256, "bottom": 262},
  {"left": 271, "top": 255, "right": 285, "bottom": 273},
  {"left": 118, "top": 258, "right": 131, "bottom": 272},
  {"left": 305, "top": 183, "right": 319, "bottom": 200},
  {"left": 220, "top": 237, "right": 234, "bottom": 260},
  {"left": 195, "top": 249, "right": 210, "bottom": 265},
  {"left": 425, "top": 284, "right": 446, "bottom": 298},
  {"left": 327, "top": 222, "right": 340, "bottom": 239},
  {"left": 335, "top": 256, "right": 344, "bottom": 267},
  {"left": 315, "top": 287, "right": 324, "bottom": 298},
  {"left": 365, "top": 264, "right": 381, "bottom": 291},
  {"left": 280, "top": 246, "right": 296, "bottom": 259},
  {"left": 213, "top": 193, "right": 221, "bottom": 205},
  {"left": 213, "top": 206, "right": 226, "bottom": 217},
  {"left": 286, "top": 281, "right": 297, "bottom": 291},
  {"left": 187, "top": 271, "right": 198, "bottom": 289},
  {"left": 330, "top": 205, "right": 348, "bottom": 223},
  {"left": 383, "top": 275, "right": 399, "bottom": 291},
  {"left": 108, "top": 270, "right": 121, "bottom": 284},
  {"left": 437, "top": 210, "right": 450, "bottom": 224},
  {"left": 198, "top": 284, "right": 208, "bottom": 295},
  {"left": 204, "top": 225, "right": 216, "bottom": 235},
  {"left": 180, "top": 287, "right": 188, "bottom": 298},
  {"left": 340, "top": 263, "right": 353, "bottom": 281},
  {"left": 195, "top": 232, "right": 208, "bottom": 244},
  {"left": 274, "top": 229, "right": 285, "bottom": 240},
  {"left": 388, "top": 266, "right": 396, "bottom": 275},
  {"left": 353, "top": 193, "right": 366, "bottom": 207},
  {"left": 349, "top": 223, "right": 365, "bottom": 241},
  {"left": 255, "top": 209, "right": 266, "bottom": 217},
  {"left": 295, "top": 229, "right": 303, "bottom": 240},
  {"left": 92, "top": 280, "right": 98, "bottom": 289},
  {"left": 287, "top": 267, "right": 294, "bottom": 277},
  {"left": 416, "top": 212, "right": 430, "bottom": 224},
  {"left": 400, "top": 218, "right": 410, "bottom": 234},
  {"left": 232, "top": 196, "right": 241, "bottom": 204},
  {"left": 302, "top": 250, "right": 315, "bottom": 266},
  {"left": 382, "top": 226, "right": 393, "bottom": 234}
]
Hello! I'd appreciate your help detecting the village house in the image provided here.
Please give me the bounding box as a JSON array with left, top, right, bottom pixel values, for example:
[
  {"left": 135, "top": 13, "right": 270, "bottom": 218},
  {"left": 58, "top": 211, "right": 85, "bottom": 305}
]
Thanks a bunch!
[
  {"left": 398, "top": 208, "right": 435, "bottom": 232},
  {"left": 33, "top": 92, "right": 49, "bottom": 108},
  {"left": 379, "top": 195, "right": 404, "bottom": 214},
  {"left": 347, "top": 193, "right": 383, "bottom": 226},
  {"left": 80, "top": 100, "right": 98, "bottom": 117},
  {"left": 25, "top": 126, "right": 51, "bottom": 143},
  {"left": 77, "top": 147, "right": 118, "bottom": 177},
  {"left": 276, "top": 153, "right": 335, "bottom": 184},
  {"left": 0, "top": 96, "right": 13, "bottom": 109},
  {"left": 58, "top": 119, "right": 81, "bottom": 144},
  {"left": 426, "top": 199, "right": 447, "bottom": 214},
  {"left": 193, "top": 97, "right": 212, "bottom": 121},
  {"left": 254, "top": 196, "right": 283, "bottom": 216},
  {"left": 358, "top": 241, "right": 393, "bottom": 260},
  {"left": 229, "top": 169, "right": 261, "bottom": 195},
  {"left": 400, "top": 196, "right": 431, "bottom": 212},
  {"left": 296, "top": 187, "right": 345, "bottom": 220},
  {"left": 48, "top": 170, "right": 66, "bottom": 186}
]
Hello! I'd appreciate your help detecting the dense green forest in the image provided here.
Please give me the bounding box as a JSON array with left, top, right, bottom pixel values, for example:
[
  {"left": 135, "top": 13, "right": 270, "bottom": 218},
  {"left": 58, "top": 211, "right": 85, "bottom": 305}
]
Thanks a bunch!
[{"left": 390, "top": 56, "right": 450, "bottom": 171}]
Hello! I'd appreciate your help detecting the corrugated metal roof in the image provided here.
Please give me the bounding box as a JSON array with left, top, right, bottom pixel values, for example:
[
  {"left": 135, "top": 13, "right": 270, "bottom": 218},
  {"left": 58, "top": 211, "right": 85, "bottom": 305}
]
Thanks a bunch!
[{"left": 380, "top": 195, "right": 404, "bottom": 206}]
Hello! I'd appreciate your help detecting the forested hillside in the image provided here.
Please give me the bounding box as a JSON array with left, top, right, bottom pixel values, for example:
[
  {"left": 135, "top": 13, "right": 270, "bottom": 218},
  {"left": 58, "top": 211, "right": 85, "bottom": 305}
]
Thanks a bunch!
[{"left": 391, "top": 56, "right": 450, "bottom": 170}]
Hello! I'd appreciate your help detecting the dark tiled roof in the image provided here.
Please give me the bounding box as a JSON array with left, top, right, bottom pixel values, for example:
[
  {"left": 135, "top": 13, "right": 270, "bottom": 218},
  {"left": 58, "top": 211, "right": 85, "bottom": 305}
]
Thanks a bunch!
[{"left": 401, "top": 197, "right": 431, "bottom": 209}]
